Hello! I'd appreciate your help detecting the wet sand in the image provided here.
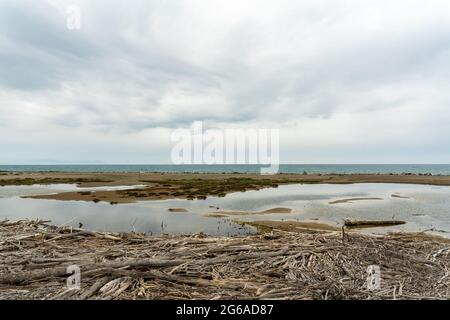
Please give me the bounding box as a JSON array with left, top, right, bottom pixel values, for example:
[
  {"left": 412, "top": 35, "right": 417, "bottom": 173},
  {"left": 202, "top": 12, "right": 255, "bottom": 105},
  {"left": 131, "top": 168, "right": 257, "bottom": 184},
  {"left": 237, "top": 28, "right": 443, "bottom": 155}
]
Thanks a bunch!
[
  {"left": 205, "top": 207, "right": 292, "bottom": 217},
  {"left": 2, "top": 171, "right": 450, "bottom": 204},
  {"left": 242, "top": 220, "right": 342, "bottom": 233},
  {"left": 243, "top": 219, "right": 405, "bottom": 233},
  {"left": 329, "top": 197, "right": 383, "bottom": 204}
]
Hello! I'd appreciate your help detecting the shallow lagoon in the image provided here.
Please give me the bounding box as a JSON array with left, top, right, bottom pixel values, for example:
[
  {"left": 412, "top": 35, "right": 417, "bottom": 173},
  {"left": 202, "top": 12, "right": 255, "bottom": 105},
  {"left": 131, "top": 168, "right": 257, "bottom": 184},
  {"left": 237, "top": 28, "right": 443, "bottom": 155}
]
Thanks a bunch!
[{"left": 1, "top": 183, "right": 449, "bottom": 236}]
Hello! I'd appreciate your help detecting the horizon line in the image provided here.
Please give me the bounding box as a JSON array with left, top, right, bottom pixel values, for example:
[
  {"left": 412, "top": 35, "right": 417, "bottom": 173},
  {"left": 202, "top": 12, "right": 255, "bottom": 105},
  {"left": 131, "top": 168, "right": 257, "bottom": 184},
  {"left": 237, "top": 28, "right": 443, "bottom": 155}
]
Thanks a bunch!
[{"left": 1, "top": 163, "right": 450, "bottom": 166}]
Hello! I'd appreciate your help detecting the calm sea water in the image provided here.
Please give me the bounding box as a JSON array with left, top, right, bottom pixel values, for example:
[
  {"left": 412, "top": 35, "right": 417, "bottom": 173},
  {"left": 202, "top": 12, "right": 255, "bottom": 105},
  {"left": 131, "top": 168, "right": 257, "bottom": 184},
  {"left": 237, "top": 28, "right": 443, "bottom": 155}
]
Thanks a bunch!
[{"left": 1, "top": 164, "right": 450, "bottom": 174}]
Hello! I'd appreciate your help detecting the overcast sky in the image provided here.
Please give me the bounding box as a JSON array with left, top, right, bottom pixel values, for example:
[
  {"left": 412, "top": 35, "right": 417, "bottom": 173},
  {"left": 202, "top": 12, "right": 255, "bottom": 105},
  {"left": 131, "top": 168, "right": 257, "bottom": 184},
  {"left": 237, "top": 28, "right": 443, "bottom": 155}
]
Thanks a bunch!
[{"left": 1, "top": 0, "right": 450, "bottom": 164}]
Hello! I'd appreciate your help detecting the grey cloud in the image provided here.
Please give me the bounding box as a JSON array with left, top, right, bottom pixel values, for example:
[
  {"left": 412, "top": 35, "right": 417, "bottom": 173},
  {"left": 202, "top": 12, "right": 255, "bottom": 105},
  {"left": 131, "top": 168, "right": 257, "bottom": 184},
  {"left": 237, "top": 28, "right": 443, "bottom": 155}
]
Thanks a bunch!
[
  {"left": 0, "top": 1, "right": 93, "bottom": 57},
  {"left": 0, "top": 0, "right": 98, "bottom": 90},
  {"left": 1, "top": 0, "right": 450, "bottom": 163}
]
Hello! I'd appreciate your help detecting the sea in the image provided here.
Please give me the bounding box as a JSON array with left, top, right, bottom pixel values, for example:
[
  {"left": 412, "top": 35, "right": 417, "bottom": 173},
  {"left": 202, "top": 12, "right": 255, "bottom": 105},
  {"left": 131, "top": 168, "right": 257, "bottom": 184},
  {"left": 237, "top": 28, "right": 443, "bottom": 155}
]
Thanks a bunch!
[{"left": 1, "top": 164, "right": 450, "bottom": 175}]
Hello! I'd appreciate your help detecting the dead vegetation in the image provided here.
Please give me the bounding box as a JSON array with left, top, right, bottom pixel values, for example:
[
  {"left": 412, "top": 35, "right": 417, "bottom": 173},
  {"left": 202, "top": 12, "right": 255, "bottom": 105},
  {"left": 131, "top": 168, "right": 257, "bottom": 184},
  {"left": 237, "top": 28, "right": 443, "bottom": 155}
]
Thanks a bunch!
[
  {"left": 138, "top": 177, "right": 281, "bottom": 199},
  {"left": 24, "top": 177, "right": 284, "bottom": 204},
  {"left": 1, "top": 219, "right": 449, "bottom": 300},
  {"left": 8, "top": 172, "right": 450, "bottom": 204},
  {"left": 0, "top": 177, "right": 111, "bottom": 187}
]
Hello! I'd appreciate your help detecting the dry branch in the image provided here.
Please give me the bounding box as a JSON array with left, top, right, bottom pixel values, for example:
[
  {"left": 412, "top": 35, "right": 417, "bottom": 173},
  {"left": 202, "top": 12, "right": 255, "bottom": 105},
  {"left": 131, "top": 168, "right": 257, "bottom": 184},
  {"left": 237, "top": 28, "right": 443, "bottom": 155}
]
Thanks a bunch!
[{"left": 0, "top": 219, "right": 449, "bottom": 300}]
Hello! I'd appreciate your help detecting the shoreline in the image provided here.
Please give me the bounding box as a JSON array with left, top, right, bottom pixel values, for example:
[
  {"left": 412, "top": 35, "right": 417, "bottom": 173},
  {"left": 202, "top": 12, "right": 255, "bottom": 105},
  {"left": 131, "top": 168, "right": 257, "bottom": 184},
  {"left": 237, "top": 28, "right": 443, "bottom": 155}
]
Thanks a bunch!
[{"left": 2, "top": 172, "right": 450, "bottom": 203}]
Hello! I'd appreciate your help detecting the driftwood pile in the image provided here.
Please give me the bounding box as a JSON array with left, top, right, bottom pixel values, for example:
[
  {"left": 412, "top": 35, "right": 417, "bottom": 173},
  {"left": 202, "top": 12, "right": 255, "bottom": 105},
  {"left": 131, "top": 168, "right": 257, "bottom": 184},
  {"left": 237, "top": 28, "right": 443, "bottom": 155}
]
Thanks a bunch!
[{"left": 0, "top": 219, "right": 449, "bottom": 300}]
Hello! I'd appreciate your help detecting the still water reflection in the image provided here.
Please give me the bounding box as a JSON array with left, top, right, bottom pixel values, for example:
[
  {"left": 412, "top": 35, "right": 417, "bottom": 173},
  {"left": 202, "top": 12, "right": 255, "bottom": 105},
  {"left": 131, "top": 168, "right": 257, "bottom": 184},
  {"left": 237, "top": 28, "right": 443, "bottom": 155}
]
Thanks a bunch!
[{"left": 1, "top": 183, "right": 449, "bottom": 236}]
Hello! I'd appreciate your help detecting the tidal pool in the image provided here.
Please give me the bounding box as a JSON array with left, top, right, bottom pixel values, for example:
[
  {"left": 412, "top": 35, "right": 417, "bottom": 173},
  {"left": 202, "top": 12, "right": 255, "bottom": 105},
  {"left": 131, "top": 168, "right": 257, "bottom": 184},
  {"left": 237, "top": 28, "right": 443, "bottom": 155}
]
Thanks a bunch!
[{"left": 1, "top": 183, "right": 449, "bottom": 236}]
